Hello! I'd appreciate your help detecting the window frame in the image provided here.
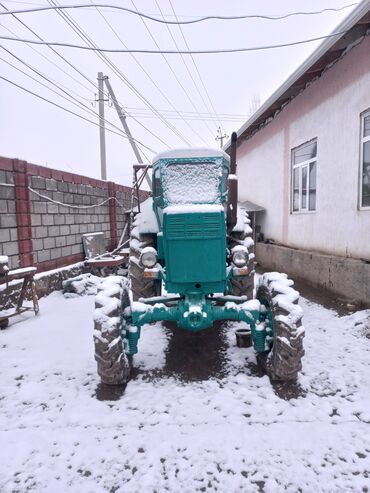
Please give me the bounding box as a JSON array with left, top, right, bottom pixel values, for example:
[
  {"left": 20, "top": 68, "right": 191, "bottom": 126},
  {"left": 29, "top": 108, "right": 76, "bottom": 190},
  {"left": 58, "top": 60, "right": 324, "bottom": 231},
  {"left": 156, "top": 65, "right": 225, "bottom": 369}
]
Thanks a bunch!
[
  {"left": 291, "top": 139, "right": 317, "bottom": 214},
  {"left": 359, "top": 109, "right": 370, "bottom": 210}
]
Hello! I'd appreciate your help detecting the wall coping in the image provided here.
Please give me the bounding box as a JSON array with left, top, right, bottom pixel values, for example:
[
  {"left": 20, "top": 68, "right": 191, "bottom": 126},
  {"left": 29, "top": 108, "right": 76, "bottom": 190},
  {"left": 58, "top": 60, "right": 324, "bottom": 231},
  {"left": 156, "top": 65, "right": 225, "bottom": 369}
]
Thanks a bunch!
[{"left": 0, "top": 156, "right": 151, "bottom": 196}]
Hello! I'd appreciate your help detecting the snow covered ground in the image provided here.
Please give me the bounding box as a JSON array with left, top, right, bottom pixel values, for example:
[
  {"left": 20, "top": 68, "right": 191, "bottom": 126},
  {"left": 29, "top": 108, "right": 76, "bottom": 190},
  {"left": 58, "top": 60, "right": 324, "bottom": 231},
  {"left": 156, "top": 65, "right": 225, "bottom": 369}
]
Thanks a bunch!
[{"left": 0, "top": 290, "right": 369, "bottom": 493}]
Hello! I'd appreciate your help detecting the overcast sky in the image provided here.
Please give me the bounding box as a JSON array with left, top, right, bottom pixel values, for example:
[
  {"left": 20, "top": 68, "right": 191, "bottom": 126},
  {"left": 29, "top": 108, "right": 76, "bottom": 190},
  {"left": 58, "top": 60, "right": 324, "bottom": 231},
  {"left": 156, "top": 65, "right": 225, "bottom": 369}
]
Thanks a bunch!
[{"left": 0, "top": 0, "right": 359, "bottom": 186}]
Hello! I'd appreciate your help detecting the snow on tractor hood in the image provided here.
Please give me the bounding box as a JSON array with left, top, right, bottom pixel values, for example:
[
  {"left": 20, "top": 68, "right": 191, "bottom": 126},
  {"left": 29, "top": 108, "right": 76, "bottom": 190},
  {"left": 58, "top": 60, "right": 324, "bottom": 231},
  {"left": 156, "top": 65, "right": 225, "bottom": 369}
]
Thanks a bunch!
[
  {"left": 164, "top": 204, "right": 224, "bottom": 214},
  {"left": 152, "top": 147, "right": 230, "bottom": 163}
]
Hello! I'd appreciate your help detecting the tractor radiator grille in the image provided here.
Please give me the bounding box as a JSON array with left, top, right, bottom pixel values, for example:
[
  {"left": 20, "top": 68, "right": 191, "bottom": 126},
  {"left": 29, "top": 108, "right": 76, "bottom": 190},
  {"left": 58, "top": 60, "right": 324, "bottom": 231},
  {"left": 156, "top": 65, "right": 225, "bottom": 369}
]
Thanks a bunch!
[{"left": 166, "top": 213, "right": 221, "bottom": 239}]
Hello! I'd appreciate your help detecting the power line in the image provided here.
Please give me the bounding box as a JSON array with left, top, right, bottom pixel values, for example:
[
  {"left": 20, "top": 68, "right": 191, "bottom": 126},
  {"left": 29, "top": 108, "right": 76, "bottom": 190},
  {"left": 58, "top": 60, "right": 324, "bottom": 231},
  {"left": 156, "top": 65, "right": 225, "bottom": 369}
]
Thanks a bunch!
[
  {"left": 0, "top": 2, "right": 99, "bottom": 93},
  {"left": 1, "top": 1, "right": 45, "bottom": 5},
  {"left": 0, "top": 30, "right": 350, "bottom": 54},
  {"left": 168, "top": 0, "right": 224, "bottom": 133},
  {"left": 0, "top": 1, "right": 176, "bottom": 150},
  {"left": 130, "top": 0, "right": 209, "bottom": 146},
  {"left": 1, "top": 37, "right": 245, "bottom": 122},
  {"left": 88, "top": 0, "right": 202, "bottom": 146},
  {"left": 0, "top": 3, "right": 358, "bottom": 25},
  {"left": 124, "top": 107, "right": 248, "bottom": 117},
  {"left": 47, "top": 4, "right": 178, "bottom": 150},
  {"left": 46, "top": 0, "right": 189, "bottom": 147},
  {"left": 127, "top": 113, "right": 246, "bottom": 122},
  {"left": 154, "top": 0, "right": 216, "bottom": 139},
  {"left": 0, "top": 9, "right": 156, "bottom": 159},
  {"left": 0, "top": 74, "right": 156, "bottom": 153},
  {"left": 46, "top": 0, "right": 174, "bottom": 149},
  {"left": 0, "top": 47, "right": 152, "bottom": 160},
  {"left": 0, "top": 21, "right": 93, "bottom": 100},
  {"left": 0, "top": 21, "right": 93, "bottom": 101}
]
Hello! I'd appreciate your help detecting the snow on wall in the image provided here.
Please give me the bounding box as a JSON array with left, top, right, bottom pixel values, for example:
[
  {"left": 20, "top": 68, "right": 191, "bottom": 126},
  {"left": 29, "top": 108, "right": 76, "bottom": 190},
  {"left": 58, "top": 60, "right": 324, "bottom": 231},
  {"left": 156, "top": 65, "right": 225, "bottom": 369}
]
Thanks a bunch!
[{"left": 237, "top": 35, "right": 370, "bottom": 260}]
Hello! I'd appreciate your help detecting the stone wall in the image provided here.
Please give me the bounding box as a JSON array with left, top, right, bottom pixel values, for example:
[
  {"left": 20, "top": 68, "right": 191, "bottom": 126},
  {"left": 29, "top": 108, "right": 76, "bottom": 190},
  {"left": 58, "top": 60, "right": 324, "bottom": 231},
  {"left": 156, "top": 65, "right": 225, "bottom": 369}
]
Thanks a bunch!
[
  {"left": 0, "top": 157, "right": 150, "bottom": 272},
  {"left": 0, "top": 262, "right": 85, "bottom": 311}
]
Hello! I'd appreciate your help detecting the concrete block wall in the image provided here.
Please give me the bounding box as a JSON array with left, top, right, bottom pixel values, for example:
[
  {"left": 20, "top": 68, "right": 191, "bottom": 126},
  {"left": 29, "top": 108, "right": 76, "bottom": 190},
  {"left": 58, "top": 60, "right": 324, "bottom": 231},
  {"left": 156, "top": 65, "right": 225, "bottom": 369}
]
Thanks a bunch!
[
  {"left": 0, "top": 164, "right": 18, "bottom": 269},
  {"left": 256, "top": 242, "right": 370, "bottom": 306},
  {"left": 115, "top": 189, "right": 132, "bottom": 243},
  {"left": 0, "top": 157, "right": 150, "bottom": 273},
  {"left": 29, "top": 176, "right": 111, "bottom": 265}
]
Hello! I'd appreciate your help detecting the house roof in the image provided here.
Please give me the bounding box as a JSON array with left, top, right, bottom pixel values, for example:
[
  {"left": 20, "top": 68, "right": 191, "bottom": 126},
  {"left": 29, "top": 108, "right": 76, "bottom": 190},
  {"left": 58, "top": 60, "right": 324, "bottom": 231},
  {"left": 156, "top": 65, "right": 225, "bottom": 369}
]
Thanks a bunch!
[{"left": 224, "top": 0, "right": 370, "bottom": 152}]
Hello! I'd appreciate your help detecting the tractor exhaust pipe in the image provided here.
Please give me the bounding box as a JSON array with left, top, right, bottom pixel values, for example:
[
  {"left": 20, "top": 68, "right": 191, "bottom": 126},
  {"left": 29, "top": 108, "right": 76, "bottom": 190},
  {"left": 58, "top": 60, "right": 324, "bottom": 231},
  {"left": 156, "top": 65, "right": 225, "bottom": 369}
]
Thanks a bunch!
[
  {"left": 227, "top": 132, "right": 238, "bottom": 232},
  {"left": 230, "top": 131, "right": 237, "bottom": 175}
]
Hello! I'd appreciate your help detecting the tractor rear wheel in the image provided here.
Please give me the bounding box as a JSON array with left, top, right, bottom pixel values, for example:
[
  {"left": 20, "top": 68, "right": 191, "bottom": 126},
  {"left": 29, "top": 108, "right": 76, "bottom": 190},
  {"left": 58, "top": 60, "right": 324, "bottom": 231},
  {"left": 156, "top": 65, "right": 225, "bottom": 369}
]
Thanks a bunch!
[
  {"left": 256, "top": 272, "right": 305, "bottom": 381},
  {"left": 129, "top": 217, "right": 159, "bottom": 301},
  {"left": 93, "top": 276, "right": 131, "bottom": 385},
  {"left": 228, "top": 209, "right": 255, "bottom": 300}
]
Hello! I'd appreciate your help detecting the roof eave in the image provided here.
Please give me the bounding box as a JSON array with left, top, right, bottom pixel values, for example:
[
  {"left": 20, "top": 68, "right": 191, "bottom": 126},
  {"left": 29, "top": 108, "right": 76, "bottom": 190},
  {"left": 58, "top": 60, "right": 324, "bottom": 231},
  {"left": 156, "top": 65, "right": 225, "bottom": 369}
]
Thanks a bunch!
[{"left": 223, "top": 0, "right": 370, "bottom": 152}]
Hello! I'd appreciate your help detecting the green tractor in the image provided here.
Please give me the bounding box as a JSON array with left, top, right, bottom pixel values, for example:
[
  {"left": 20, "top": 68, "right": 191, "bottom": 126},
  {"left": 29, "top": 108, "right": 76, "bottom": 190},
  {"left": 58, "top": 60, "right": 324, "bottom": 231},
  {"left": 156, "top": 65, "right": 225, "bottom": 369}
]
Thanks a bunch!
[{"left": 93, "top": 133, "right": 304, "bottom": 385}]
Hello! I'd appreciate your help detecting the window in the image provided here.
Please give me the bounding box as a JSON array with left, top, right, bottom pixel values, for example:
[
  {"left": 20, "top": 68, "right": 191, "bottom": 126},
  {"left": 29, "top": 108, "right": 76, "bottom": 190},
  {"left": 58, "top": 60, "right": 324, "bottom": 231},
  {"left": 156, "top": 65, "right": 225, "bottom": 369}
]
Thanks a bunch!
[
  {"left": 360, "top": 111, "right": 370, "bottom": 208},
  {"left": 292, "top": 140, "right": 317, "bottom": 212}
]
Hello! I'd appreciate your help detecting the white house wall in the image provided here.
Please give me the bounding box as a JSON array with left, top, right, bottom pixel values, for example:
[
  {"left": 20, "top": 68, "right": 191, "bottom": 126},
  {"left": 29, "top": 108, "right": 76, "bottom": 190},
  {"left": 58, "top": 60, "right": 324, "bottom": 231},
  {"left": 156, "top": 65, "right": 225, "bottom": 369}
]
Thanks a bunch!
[{"left": 237, "top": 35, "right": 370, "bottom": 260}]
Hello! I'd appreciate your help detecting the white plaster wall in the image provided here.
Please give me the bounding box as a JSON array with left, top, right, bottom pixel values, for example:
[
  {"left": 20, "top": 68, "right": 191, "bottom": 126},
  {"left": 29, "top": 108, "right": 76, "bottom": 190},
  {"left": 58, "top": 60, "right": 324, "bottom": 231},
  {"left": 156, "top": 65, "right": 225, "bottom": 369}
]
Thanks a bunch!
[
  {"left": 238, "top": 130, "right": 285, "bottom": 241},
  {"left": 237, "top": 35, "right": 370, "bottom": 260}
]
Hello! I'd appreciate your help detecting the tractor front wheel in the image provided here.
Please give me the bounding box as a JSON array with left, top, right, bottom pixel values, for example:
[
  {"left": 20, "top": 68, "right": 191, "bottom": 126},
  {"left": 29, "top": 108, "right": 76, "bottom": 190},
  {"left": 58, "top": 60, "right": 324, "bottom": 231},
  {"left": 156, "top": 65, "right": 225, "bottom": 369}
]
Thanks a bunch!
[
  {"left": 93, "top": 276, "right": 131, "bottom": 385},
  {"left": 256, "top": 272, "right": 305, "bottom": 381}
]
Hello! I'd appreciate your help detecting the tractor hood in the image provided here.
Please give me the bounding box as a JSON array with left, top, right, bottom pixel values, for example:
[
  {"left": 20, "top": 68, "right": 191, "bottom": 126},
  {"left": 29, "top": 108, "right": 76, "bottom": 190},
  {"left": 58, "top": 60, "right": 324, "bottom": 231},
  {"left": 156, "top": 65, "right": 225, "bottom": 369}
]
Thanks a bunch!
[{"left": 162, "top": 204, "right": 226, "bottom": 295}]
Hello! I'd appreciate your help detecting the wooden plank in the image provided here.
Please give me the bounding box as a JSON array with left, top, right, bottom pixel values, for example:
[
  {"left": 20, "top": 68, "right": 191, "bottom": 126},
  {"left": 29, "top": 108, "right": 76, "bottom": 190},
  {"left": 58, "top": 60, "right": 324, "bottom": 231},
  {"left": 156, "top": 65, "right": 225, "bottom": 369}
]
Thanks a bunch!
[{"left": 7, "top": 267, "right": 37, "bottom": 281}]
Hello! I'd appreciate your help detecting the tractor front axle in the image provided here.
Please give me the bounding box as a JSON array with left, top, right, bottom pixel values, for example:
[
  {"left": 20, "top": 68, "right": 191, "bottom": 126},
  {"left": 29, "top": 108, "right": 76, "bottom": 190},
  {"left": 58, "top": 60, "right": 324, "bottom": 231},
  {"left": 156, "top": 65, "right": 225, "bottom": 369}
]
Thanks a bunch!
[{"left": 122, "top": 295, "right": 268, "bottom": 355}]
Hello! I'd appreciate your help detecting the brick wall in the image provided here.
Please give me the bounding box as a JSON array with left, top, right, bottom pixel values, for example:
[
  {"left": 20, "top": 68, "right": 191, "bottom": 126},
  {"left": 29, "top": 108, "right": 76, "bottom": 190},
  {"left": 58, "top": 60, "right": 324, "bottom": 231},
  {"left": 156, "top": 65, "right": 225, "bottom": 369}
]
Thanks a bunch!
[{"left": 0, "top": 157, "right": 150, "bottom": 272}]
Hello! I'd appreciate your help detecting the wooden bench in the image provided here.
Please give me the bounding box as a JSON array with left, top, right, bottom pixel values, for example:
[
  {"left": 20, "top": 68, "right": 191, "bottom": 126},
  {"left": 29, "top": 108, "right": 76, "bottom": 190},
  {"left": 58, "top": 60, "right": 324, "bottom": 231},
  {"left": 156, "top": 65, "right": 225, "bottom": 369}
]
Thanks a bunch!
[{"left": 0, "top": 267, "right": 39, "bottom": 329}]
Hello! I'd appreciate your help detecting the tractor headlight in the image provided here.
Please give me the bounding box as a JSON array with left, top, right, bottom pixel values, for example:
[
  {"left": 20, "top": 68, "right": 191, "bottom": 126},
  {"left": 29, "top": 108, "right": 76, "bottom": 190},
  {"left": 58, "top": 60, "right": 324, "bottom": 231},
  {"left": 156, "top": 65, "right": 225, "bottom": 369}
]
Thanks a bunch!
[
  {"left": 140, "top": 247, "right": 158, "bottom": 268},
  {"left": 232, "top": 246, "right": 248, "bottom": 267}
]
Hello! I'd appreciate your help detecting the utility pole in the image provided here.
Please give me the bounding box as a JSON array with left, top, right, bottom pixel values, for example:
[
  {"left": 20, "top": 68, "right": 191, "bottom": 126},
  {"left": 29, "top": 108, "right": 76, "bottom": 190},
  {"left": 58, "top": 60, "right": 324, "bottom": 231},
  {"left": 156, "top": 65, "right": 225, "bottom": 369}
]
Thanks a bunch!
[
  {"left": 104, "top": 75, "right": 151, "bottom": 187},
  {"left": 97, "top": 72, "right": 107, "bottom": 180},
  {"left": 215, "top": 126, "right": 228, "bottom": 149}
]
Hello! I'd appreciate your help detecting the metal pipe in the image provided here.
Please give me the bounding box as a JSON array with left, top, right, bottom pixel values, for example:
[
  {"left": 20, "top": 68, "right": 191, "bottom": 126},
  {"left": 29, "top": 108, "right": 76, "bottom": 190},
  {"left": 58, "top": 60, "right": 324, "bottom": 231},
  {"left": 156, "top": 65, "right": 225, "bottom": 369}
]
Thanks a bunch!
[
  {"left": 230, "top": 131, "right": 237, "bottom": 174},
  {"left": 227, "top": 131, "right": 238, "bottom": 231}
]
